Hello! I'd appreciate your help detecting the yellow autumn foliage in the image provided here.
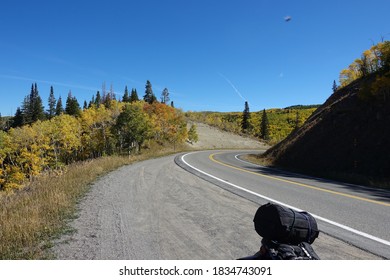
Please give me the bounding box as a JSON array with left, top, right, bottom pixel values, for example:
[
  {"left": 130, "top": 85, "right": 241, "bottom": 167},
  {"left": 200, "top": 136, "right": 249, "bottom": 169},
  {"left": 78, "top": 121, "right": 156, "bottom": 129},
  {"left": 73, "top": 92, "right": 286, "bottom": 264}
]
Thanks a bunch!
[{"left": 0, "top": 101, "right": 187, "bottom": 191}]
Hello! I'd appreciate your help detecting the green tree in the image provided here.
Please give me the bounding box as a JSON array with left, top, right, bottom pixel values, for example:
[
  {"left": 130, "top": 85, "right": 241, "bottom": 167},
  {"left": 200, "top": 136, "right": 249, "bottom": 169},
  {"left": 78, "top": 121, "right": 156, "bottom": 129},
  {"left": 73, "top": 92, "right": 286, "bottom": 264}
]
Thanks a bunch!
[
  {"left": 188, "top": 124, "right": 199, "bottom": 143},
  {"left": 122, "top": 86, "right": 130, "bottom": 102},
  {"left": 143, "top": 80, "right": 157, "bottom": 104},
  {"left": 332, "top": 80, "right": 338, "bottom": 93},
  {"left": 22, "top": 83, "right": 45, "bottom": 124},
  {"left": 114, "top": 103, "right": 151, "bottom": 153},
  {"left": 31, "top": 83, "right": 45, "bottom": 122},
  {"left": 55, "top": 96, "right": 64, "bottom": 116},
  {"left": 47, "top": 86, "right": 56, "bottom": 119},
  {"left": 95, "top": 91, "right": 102, "bottom": 106},
  {"left": 12, "top": 107, "right": 24, "bottom": 128},
  {"left": 241, "top": 101, "right": 251, "bottom": 133},
  {"left": 130, "top": 88, "right": 139, "bottom": 103},
  {"left": 65, "top": 91, "right": 81, "bottom": 116},
  {"left": 260, "top": 109, "right": 270, "bottom": 141}
]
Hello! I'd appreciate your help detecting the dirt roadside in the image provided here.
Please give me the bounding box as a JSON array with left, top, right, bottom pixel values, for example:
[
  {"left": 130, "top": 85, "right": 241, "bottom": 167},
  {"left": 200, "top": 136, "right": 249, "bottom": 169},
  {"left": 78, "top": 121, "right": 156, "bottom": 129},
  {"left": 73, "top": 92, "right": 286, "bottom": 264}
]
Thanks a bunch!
[{"left": 52, "top": 122, "right": 382, "bottom": 260}]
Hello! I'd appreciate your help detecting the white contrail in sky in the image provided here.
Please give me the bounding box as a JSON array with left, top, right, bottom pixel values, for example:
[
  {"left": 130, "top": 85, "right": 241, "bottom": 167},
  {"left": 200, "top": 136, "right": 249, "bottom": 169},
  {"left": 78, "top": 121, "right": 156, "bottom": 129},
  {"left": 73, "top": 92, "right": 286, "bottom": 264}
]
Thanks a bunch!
[
  {"left": 0, "top": 74, "right": 99, "bottom": 92},
  {"left": 218, "top": 72, "right": 246, "bottom": 102}
]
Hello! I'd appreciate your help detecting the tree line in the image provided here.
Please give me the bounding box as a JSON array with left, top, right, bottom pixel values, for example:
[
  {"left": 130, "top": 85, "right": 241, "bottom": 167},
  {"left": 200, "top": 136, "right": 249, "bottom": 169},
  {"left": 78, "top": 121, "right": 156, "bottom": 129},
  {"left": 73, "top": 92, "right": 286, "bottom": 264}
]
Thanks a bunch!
[
  {"left": 337, "top": 40, "right": 390, "bottom": 89},
  {"left": 3, "top": 80, "right": 174, "bottom": 129},
  {"left": 0, "top": 80, "right": 188, "bottom": 191}
]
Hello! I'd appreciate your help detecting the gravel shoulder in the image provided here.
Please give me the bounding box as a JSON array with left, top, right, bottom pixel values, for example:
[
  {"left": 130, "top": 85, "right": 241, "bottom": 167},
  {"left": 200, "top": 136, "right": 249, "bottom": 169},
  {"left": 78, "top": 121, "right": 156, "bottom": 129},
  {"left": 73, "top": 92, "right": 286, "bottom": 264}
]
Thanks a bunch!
[{"left": 52, "top": 122, "right": 382, "bottom": 260}]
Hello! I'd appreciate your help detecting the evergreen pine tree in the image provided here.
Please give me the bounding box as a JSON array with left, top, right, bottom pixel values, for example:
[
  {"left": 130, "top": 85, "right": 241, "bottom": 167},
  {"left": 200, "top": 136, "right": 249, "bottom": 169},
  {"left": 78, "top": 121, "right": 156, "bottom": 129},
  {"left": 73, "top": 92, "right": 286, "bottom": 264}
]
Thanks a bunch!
[
  {"left": 123, "top": 86, "right": 130, "bottom": 102},
  {"left": 241, "top": 101, "right": 251, "bottom": 133},
  {"left": 95, "top": 91, "right": 101, "bottom": 106},
  {"left": 65, "top": 91, "right": 81, "bottom": 116},
  {"left": 12, "top": 107, "right": 24, "bottom": 127},
  {"left": 56, "top": 96, "right": 64, "bottom": 115},
  {"left": 260, "top": 109, "right": 270, "bottom": 141},
  {"left": 130, "top": 88, "right": 139, "bottom": 103},
  {"left": 21, "top": 94, "right": 31, "bottom": 124},
  {"left": 89, "top": 95, "right": 96, "bottom": 108},
  {"left": 31, "top": 83, "right": 45, "bottom": 122},
  {"left": 47, "top": 86, "right": 56, "bottom": 119},
  {"left": 22, "top": 83, "right": 45, "bottom": 124},
  {"left": 332, "top": 80, "right": 338, "bottom": 93},
  {"left": 143, "top": 80, "right": 156, "bottom": 104}
]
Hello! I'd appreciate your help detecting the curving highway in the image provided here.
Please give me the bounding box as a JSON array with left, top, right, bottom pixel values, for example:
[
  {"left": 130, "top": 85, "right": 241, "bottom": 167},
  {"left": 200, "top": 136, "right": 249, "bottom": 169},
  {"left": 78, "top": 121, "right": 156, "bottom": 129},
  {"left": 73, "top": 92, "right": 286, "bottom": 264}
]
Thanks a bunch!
[
  {"left": 53, "top": 150, "right": 388, "bottom": 260},
  {"left": 176, "top": 150, "right": 390, "bottom": 259}
]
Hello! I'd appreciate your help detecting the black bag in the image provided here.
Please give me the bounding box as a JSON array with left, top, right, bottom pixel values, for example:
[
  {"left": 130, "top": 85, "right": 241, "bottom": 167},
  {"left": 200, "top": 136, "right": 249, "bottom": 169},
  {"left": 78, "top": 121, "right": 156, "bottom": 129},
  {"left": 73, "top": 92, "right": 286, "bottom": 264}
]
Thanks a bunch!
[
  {"left": 262, "top": 239, "right": 320, "bottom": 260},
  {"left": 253, "top": 203, "right": 319, "bottom": 245},
  {"left": 237, "top": 239, "right": 320, "bottom": 260}
]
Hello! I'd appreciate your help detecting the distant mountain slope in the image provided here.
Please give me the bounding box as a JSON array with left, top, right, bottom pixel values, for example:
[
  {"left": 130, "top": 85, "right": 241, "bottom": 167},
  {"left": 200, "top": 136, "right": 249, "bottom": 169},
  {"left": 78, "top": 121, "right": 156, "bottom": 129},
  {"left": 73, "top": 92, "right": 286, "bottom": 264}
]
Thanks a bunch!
[{"left": 261, "top": 73, "right": 390, "bottom": 188}]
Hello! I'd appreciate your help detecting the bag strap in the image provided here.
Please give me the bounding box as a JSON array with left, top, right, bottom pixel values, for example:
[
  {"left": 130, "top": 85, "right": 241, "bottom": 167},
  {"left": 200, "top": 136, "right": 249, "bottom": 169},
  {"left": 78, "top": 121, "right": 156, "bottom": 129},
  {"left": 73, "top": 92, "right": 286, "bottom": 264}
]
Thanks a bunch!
[
  {"left": 287, "top": 208, "right": 296, "bottom": 236},
  {"left": 302, "top": 212, "right": 312, "bottom": 243}
]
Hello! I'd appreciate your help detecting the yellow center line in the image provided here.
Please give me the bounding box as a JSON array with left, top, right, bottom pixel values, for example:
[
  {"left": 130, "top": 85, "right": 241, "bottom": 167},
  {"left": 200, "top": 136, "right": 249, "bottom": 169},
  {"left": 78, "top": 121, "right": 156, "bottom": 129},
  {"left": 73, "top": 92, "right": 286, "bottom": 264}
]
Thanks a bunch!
[{"left": 209, "top": 153, "right": 390, "bottom": 207}]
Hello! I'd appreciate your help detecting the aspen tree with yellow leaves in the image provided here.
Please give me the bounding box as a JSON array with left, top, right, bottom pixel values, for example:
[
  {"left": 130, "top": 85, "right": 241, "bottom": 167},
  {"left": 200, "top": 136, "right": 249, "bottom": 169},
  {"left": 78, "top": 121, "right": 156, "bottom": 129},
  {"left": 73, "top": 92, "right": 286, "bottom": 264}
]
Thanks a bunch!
[{"left": 1, "top": 81, "right": 188, "bottom": 191}]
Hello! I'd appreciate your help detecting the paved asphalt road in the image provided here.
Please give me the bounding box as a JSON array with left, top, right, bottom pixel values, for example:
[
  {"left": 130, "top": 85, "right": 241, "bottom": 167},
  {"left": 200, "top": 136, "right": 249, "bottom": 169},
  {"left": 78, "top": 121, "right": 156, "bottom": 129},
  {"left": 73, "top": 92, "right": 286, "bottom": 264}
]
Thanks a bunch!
[
  {"left": 53, "top": 150, "right": 389, "bottom": 260},
  {"left": 178, "top": 150, "right": 390, "bottom": 259}
]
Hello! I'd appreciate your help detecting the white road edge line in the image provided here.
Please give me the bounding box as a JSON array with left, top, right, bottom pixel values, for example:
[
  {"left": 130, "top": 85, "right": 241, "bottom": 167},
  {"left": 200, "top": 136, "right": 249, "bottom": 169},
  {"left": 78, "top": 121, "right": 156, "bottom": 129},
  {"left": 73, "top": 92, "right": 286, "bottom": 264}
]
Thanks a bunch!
[{"left": 181, "top": 152, "right": 390, "bottom": 247}]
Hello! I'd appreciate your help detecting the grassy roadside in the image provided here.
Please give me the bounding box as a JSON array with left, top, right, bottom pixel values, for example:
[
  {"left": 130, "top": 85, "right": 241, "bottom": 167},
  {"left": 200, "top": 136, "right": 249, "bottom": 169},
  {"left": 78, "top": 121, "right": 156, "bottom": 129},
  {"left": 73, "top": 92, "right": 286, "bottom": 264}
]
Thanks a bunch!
[{"left": 0, "top": 144, "right": 186, "bottom": 259}]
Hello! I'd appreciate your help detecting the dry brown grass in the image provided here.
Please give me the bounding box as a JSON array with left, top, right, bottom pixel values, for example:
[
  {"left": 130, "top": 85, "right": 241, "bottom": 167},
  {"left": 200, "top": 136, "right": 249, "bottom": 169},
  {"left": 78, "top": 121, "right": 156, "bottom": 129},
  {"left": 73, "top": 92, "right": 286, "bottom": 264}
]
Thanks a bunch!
[{"left": 0, "top": 143, "right": 185, "bottom": 259}]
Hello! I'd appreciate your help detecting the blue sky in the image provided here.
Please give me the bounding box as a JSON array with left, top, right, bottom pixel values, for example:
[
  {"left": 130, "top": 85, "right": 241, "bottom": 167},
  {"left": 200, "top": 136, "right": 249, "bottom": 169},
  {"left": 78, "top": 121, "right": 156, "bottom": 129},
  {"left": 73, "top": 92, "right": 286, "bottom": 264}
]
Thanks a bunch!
[{"left": 1, "top": 0, "right": 389, "bottom": 116}]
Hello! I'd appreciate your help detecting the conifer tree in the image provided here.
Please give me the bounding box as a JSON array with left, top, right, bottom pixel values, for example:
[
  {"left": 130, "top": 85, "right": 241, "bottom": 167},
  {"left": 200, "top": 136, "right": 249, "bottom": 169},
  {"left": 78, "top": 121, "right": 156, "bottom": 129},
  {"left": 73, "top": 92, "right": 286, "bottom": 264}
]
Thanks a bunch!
[
  {"left": 122, "top": 86, "right": 130, "bottom": 102},
  {"left": 130, "top": 88, "right": 139, "bottom": 103},
  {"left": 23, "top": 83, "right": 45, "bottom": 124},
  {"left": 47, "top": 86, "right": 56, "bottom": 119},
  {"left": 95, "top": 91, "right": 101, "bottom": 106},
  {"left": 65, "top": 91, "right": 81, "bottom": 116},
  {"left": 32, "top": 83, "right": 45, "bottom": 121},
  {"left": 332, "top": 80, "right": 338, "bottom": 93},
  {"left": 143, "top": 80, "right": 157, "bottom": 104},
  {"left": 56, "top": 96, "right": 64, "bottom": 116},
  {"left": 12, "top": 107, "right": 24, "bottom": 128},
  {"left": 260, "top": 109, "right": 270, "bottom": 141},
  {"left": 241, "top": 101, "right": 251, "bottom": 133}
]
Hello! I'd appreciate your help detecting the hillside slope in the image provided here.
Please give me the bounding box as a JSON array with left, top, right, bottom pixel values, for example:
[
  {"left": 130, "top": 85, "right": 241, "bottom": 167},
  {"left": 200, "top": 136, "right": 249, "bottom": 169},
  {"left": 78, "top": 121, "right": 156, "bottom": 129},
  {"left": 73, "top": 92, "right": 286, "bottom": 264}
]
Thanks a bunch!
[
  {"left": 261, "top": 74, "right": 390, "bottom": 187},
  {"left": 186, "top": 122, "right": 268, "bottom": 150}
]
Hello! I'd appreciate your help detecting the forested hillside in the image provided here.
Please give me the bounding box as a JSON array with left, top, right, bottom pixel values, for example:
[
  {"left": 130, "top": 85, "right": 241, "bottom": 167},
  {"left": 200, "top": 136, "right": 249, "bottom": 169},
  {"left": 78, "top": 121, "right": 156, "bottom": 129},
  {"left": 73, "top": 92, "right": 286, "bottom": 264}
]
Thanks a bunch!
[
  {"left": 0, "top": 81, "right": 187, "bottom": 191},
  {"left": 186, "top": 105, "right": 318, "bottom": 144}
]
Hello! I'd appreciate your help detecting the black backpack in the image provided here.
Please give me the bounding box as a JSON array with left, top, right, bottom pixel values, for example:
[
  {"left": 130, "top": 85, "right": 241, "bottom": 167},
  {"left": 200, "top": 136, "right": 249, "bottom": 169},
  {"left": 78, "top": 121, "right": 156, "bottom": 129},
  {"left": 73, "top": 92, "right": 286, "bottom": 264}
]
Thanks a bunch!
[{"left": 253, "top": 202, "right": 319, "bottom": 245}]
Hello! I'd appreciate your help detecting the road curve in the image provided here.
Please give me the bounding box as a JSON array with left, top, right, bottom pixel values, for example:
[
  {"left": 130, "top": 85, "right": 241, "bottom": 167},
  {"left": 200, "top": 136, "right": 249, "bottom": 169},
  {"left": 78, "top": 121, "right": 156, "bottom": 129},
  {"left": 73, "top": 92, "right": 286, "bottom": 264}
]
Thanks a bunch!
[
  {"left": 177, "top": 150, "right": 390, "bottom": 259},
  {"left": 52, "top": 152, "right": 385, "bottom": 260}
]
